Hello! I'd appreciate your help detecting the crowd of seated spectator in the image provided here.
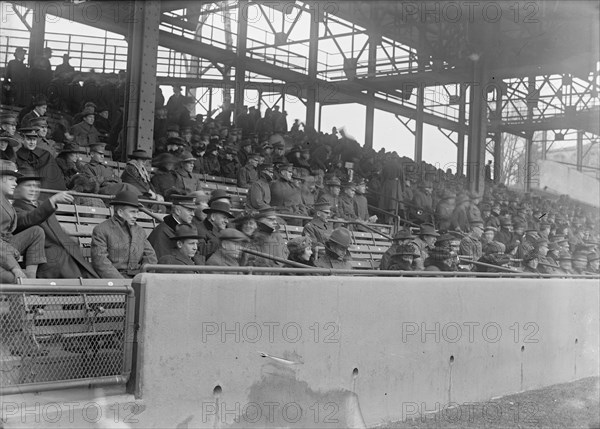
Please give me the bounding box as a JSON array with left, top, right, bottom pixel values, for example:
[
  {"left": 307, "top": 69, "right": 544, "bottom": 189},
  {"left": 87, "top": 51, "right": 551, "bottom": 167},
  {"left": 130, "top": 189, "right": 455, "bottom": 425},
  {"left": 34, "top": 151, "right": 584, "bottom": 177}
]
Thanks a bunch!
[{"left": 1, "top": 52, "right": 599, "bottom": 281}]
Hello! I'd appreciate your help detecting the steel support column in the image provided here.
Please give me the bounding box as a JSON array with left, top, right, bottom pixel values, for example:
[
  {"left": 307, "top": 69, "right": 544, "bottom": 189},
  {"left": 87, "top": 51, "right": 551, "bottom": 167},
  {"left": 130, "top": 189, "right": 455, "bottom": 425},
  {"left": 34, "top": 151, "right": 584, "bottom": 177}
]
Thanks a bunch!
[
  {"left": 123, "top": 1, "right": 160, "bottom": 158},
  {"left": 414, "top": 85, "right": 424, "bottom": 163},
  {"left": 493, "top": 89, "right": 503, "bottom": 183},
  {"left": 364, "top": 34, "right": 377, "bottom": 150},
  {"left": 28, "top": 9, "right": 45, "bottom": 68},
  {"left": 305, "top": 6, "right": 319, "bottom": 131},
  {"left": 541, "top": 130, "right": 547, "bottom": 160},
  {"left": 576, "top": 130, "right": 584, "bottom": 171},
  {"left": 234, "top": 1, "right": 248, "bottom": 110},
  {"left": 524, "top": 76, "right": 536, "bottom": 191},
  {"left": 467, "top": 62, "right": 488, "bottom": 194},
  {"left": 456, "top": 84, "right": 467, "bottom": 176}
]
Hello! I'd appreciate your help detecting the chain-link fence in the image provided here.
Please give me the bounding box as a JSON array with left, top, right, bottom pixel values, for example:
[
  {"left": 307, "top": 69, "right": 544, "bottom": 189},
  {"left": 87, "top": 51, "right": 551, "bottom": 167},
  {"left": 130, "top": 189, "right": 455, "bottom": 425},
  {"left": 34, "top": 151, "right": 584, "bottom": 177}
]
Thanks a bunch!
[{"left": 0, "top": 284, "right": 134, "bottom": 394}]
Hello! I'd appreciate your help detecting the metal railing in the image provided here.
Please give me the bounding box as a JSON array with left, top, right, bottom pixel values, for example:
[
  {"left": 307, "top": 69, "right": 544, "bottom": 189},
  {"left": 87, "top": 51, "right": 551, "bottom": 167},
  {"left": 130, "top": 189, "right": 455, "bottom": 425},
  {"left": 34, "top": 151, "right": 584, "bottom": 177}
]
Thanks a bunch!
[{"left": 0, "top": 280, "right": 135, "bottom": 395}]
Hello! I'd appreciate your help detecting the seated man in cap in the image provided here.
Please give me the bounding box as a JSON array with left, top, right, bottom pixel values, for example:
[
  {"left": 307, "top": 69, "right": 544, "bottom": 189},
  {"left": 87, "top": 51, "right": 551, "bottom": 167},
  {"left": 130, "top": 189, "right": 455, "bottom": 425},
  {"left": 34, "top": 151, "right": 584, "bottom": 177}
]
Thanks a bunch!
[
  {"left": 91, "top": 190, "right": 158, "bottom": 278},
  {"left": 424, "top": 247, "right": 457, "bottom": 272},
  {"left": 148, "top": 193, "right": 204, "bottom": 264},
  {"left": 315, "top": 227, "right": 353, "bottom": 270},
  {"left": 338, "top": 181, "right": 358, "bottom": 221},
  {"left": 55, "top": 143, "right": 84, "bottom": 185},
  {"left": 80, "top": 143, "right": 135, "bottom": 195},
  {"left": 70, "top": 106, "right": 100, "bottom": 147},
  {"left": 16, "top": 127, "right": 66, "bottom": 191},
  {"left": 411, "top": 223, "right": 440, "bottom": 270},
  {"left": 220, "top": 146, "right": 240, "bottom": 179},
  {"left": 248, "top": 207, "right": 289, "bottom": 268},
  {"left": 520, "top": 250, "right": 540, "bottom": 274},
  {"left": 302, "top": 201, "right": 334, "bottom": 247},
  {"left": 459, "top": 219, "right": 484, "bottom": 262},
  {"left": 246, "top": 163, "right": 273, "bottom": 210},
  {"left": 411, "top": 181, "right": 434, "bottom": 224},
  {"left": 571, "top": 251, "right": 591, "bottom": 275},
  {"left": 270, "top": 163, "right": 306, "bottom": 216},
  {"left": 475, "top": 242, "right": 511, "bottom": 273},
  {"left": 176, "top": 151, "right": 202, "bottom": 192},
  {"left": 12, "top": 167, "right": 98, "bottom": 279},
  {"left": 316, "top": 176, "right": 341, "bottom": 219},
  {"left": 157, "top": 224, "right": 203, "bottom": 271},
  {"left": 237, "top": 153, "right": 260, "bottom": 188},
  {"left": 206, "top": 228, "right": 250, "bottom": 268},
  {"left": 1, "top": 161, "right": 48, "bottom": 282},
  {"left": 450, "top": 193, "right": 470, "bottom": 232},
  {"left": 196, "top": 200, "right": 234, "bottom": 259},
  {"left": 435, "top": 190, "right": 456, "bottom": 231},
  {"left": 30, "top": 116, "right": 58, "bottom": 157},
  {"left": 380, "top": 229, "right": 416, "bottom": 271}
]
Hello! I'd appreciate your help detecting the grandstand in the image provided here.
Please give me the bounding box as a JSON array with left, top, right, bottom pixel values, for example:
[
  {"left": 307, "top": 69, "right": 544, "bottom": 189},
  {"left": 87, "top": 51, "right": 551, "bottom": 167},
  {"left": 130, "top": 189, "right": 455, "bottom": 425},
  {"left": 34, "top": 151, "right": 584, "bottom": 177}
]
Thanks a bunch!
[{"left": 1, "top": 1, "right": 599, "bottom": 428}]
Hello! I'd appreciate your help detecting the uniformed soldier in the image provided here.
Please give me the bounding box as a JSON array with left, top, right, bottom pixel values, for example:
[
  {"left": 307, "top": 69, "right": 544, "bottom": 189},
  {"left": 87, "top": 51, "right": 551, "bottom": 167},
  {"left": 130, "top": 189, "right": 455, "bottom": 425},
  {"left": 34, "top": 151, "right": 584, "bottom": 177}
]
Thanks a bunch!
[
  {"left": 16, "top": 127, "right": 66, "bottom": 191},
  {"left": 206, "top": 228, "right": 250, "bottom": 268},
  {"left": 197, "top": 200, "right": 233, "bottom": 259},
  {"left": 338, "top": 180, "right": 358, "bottom": 221},
  {"left": 411, "top": 223, "right": 439, "bottom": 270},
  {"left": 237, "top": 152, "right": 260, "bottom": 188},
  {"left": 30, "top": 116, "right": 58, "bottom": 157},
  {"left": 316, "top": 176, "right": 341, "bottom": 218},
  {"left": 302, "top": 201, "right": 334, "bottom": 247},
  {"left": 175, "top": 151, "right": 201, "bottom": 193},
  {"left": 270, "top": 163, "right": 305, "bottom": 215},
  {"left": 80, "top": 143, "right": 138, "bottom": 195},
  {"left": 150, "top": 152, "right": 183, "bottom": 197},
  {"left": 247, "top": 163, "right": 273, "bottom": 210},
  {"left": 459, "top": 219, "right": 484, "bottom": 261},
  {"left": 248, "top": 206, "right": 288, "bottom": 268}
]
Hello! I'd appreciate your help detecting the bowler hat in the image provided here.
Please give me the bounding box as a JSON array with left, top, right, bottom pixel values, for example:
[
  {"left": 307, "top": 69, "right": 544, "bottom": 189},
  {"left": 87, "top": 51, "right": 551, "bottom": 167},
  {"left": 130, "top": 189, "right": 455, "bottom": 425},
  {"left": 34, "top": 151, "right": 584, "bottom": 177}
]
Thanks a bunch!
[
  {"left": 203, "top": 200, "right": 234, "bottom": 218},
  {"left": 110, "top": 190, "right": 142, "bottom": 208},
  {"left": 219, "top": 228, "right": 250, "bottom": 242},
  {"left": 169, "top": 224, "right": 200, "bottom": 240},
  {"left": 171, "top": 194, "right": 197, "bottom": 210},
  {"left": 327, "top": 227, "right": 352, "bottom": 248},
  {"left": 0, "top": 160, "right": 22, "bottom": 178},
  {"left": 419, "top": 223, "right": 439, "bottom": 237},
  {"left": 128, "top": 149, "right": 152, "bottom": 160},
  {"left": 208, "top": 189, "right": 231, "bottom": 205},
  {"left": 0, "top": 135, "right": 19, "bottom": 147}
]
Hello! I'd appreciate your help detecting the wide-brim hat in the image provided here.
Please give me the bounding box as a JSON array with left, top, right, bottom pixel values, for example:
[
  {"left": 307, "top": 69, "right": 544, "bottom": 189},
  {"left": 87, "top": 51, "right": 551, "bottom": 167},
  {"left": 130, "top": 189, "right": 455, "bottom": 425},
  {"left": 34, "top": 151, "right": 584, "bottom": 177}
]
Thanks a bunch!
[
  {"left": 419, "top": 223, "right": 440, "bottom": 237},
  {"left": 328, "top": 227, "right": 352, "bottom": 248},
  {"left": 89, "top": 143, "right": 107, "bottom": 154},
  {"left": 59, "top": 143, "right": 83, "bottom": 154},
  {"left": 110, "top": 190, "right": 142, "bottom": 207},
  {"left": 208, "top": 189, "right": 231, "bottom": 205},
  {"left": 128, "top": 149, "right": 152, "bottom": 160},
  {"left": 393, "top": 229, "right": 415, "bottom": 241},
  {"left": 179, "top": 151, "right": 197, "bottom": 162},
  {"left": 0, "top": 135, "right": 20, "bottom": 147},
  {"left": 152, "top": 152, "right": 179, "bottom": 167},
  {"left": 0, "top": 160, "right": 23, "bottom": 178},
  {"left": 203, "top": 200, "right": 234, "bottom": 218},
  {"left": 169, "top": 224, "right": 201, "bottom": 240}
]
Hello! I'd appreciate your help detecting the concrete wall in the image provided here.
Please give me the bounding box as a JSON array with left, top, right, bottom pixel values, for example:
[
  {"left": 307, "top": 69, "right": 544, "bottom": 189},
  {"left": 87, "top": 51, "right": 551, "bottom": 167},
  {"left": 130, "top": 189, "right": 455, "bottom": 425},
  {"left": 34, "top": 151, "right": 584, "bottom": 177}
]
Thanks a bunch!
[
  {"left": 127, "top": 275, "right": 598, "bottom": 428},
  {"left": 537, "top": 160, "right": 600, "bottom": 207},
  {"left": 3, "top": 275, "right": 598, "bottom": 428}
]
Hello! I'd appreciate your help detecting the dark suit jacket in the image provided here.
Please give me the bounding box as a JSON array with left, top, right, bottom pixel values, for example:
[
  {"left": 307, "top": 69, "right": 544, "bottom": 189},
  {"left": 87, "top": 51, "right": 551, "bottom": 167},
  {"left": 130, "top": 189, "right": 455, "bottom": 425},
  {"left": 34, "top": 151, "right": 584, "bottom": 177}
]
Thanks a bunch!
[
  {"left": 16, "top": 147, "right": 66, "bottom": 191},
  {"left": 13, "top": 199, "right": 99, "bottom": 279},
  {"left": 158, "top": 252, "right": 201, "bottom": 273}
]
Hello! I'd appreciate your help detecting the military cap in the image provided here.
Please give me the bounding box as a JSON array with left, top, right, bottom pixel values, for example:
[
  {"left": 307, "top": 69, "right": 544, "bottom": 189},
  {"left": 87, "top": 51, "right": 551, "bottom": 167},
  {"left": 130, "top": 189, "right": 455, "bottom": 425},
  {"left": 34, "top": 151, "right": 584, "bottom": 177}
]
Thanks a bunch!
[
  {"left": 324, "top": 177, "right": 341, "bottom": 186},
  {"left": 29, "top": 116, "right": 48, "bottom": 129},
  {"left": 314, "top": 202, "right": 332, "bottom": 212},
  {"left": 171, "top": 194, "right": 197, "bottom": 210},
  {"left": 257, "top": 206, "right": 278, "bottom": 219},
  {"left": 327, "top": 227, "right": 352, "bottom": 248},
  {"left": 0, "top": 113, "right": 18, "bottom": 125},
  {"left": 19, "top": 127, "right": 39, "bottom": 137}
]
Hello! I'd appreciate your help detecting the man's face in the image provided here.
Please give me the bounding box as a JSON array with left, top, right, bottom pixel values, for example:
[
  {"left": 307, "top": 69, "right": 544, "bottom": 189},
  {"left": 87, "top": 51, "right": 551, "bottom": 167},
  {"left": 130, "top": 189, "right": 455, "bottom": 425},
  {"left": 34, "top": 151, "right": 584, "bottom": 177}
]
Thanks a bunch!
[
  {"left": 243, "top": 144, "right": 252, "bottom": 153},
  {"left": 527, "top": 258, "right": 539, "bottom": 269},
  {"left": 1, "top": 176, "right": 18, "bottom": 196},
  {"left": 0, "top": 141, "right": 7, "bottom": 151},
  {"left": 280, "top": 169, "right": 293, "bottom": 181},
  {"left": 182, "top": 160, "right": 194, "bottom": 173},
  {"left": 343, "top": 188, "right": 355, "bottom": 198},
  {"left": 173, "top": 205, "right": 194, "bottom": 224},
  {"left": 210, "top": 212, "right": 228, "bottom": 231},
  {"left": 559, "top": 260, "right": 572, "bottom": 270},
  {"left": 34, "top": 105, "right": 47, "bottom": 116},
  {"left": 24, "top": 135, "right": 37, "bottom": 150},
  {"left": 537, "top": 244, "right": 548, "bottom": 256},
  {"left": 15, "top": 180, "right": 41, "bottom": 202},
  {"left": 37, "top": 124, "right": 48, "bottom": 138},
  {"left": 2, "top": 123, "right": 16, "bottom": 135},
  {"left": 248, "top": 158, "right": 259, "bottom": 168},
  {"left": 483, "top": 230, "right": 495, "bottom": 242},
  {"left": 117, "top": 206, "right": 139, "bottom": 226},
  {"left": 182, "top": 131, "right": 192, "bottom": 142},
  {"left": 424, "top": 235, "right": 437, "bottom": 247},
  {"left": 178, "top": 239, "right": 198, "bottom": 258},
  {"left": 91, "top": 151, "right": 104, "bottom": 162},
  {"left": 222, "top": 240, "right": 243, "bottom": 259},
  {"left": 83, "top": 114, "right": 95, "bottom": 125},
  {"left": 260, "top": 216, "right": 278, "bottom": 230},
  {"left": 514, "top": 227, "right": 525, "bottom": 236},
  {"left": 471, "top": 226, "right": 483, "bottom": 239},
  {"left": 356, "top": 184, "right": 366, "bottom": 194},
  {"left": 330, "top": 185, "right": 340, "bottom": 196}
]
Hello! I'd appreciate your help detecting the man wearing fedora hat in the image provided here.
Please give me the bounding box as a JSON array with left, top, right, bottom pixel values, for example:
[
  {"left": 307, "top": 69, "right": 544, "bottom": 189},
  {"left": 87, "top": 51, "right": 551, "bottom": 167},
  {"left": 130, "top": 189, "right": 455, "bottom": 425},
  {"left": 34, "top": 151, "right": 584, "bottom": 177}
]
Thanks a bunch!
[
  {"left": 338, "top": 180, "right": 358, "bottom": 221},
  {"left": 4, "top": 47, "right": 29, "bottom": 106},
  {"left": 175, "top": 151, "right": 202, "bottom": 193},
  {"left": 12, "top": 167, "right": 98, "bottom": 279},
  {"left": 90, "top": 190, "right": 157, "bottom": 278},
  {"left": 16, "top": 127, "right": 66, "bottom": 192},
  {"left": 56, "top": 142, "right": 84, "bottom": 186},
  {"left": 316, "top": 176, "right": 341, "bottom": 219},
  {"left": 150, "top": 152, "right": 184, "bottom": 197},
  {"left": 206, "top": 228, "right": 250, "bottom": 268},
  {"left": 20, "top": 95, "right": 48, "bottom": 129},
  {"left": 459, "top": 219, "right": 484, "bottom": 261},
  {"left": 247, "top": 163, "right": 273, "bottom": 210},
  {"left": 70, "top": 106, "right": 100, "bottom": 147},
  {"left": 81, "top": 143, "right": 138, "bottom": 195},
  {"left": 302, "top": 201, "right": 334, "bottom": 247},
  {"left": 157, "top": 224, "right": 203, "bottom": 270},
  {"left": 315, "top": 227, "right": 353, "bottom": 270},
  {"left": 197, "top": 200, "right": 234, "bottom": 259},
  {"left": 0, "top": 161, "right": 47, "bottom": 282},
  {"left": 0, "top": 135, "right": 19, "bottom": 163},
  {"left": 121, "top": 149, "right": 163, "bottom": 201},
  {"left": 149, "top": 194, "right": 204, "bottom": 263},
  {"left": 29, "top": 116, "right": 58, "bottom": 157}
]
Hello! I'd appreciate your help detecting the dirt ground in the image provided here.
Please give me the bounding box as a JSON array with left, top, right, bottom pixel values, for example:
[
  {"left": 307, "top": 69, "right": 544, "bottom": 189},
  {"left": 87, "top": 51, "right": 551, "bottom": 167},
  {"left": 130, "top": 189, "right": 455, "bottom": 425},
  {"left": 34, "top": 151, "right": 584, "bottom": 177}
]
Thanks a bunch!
[{"left": 380, "top": 376, "right": 600, "bottom": 429}]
